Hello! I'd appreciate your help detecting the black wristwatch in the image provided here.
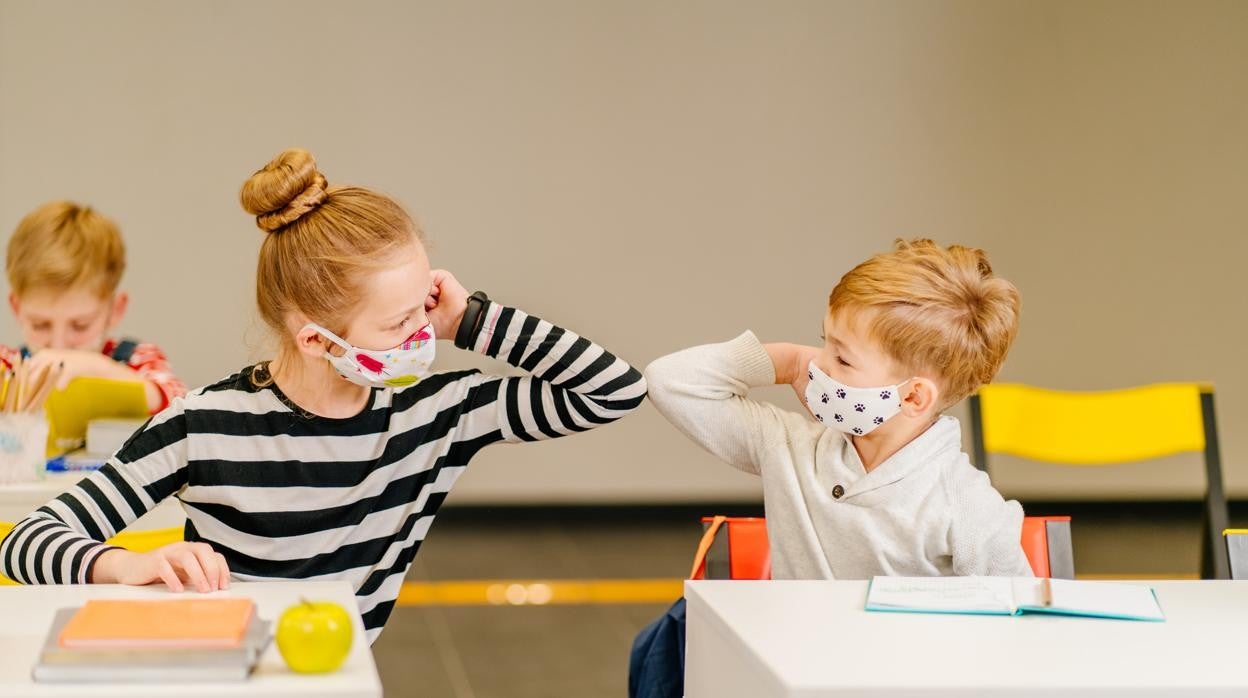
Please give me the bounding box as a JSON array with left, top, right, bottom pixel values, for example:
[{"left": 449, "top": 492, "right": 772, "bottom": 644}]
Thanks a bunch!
[{"left": 454, "top": 291, "right": 490, "bottom": 349}]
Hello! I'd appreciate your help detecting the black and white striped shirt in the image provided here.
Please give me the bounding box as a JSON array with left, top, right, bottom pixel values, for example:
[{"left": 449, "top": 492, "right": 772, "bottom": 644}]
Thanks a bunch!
[{"left": 0, "top": 303, "right": 646, "bottom": 642}]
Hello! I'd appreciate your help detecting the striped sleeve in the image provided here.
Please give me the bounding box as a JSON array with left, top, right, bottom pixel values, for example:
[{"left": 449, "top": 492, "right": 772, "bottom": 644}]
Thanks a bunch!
[
  {"left": 0, "top": 399, "right": 191, "bottom": 584},
  {"left": 465, "top": 303, "right": 647, "bottom": 443}
]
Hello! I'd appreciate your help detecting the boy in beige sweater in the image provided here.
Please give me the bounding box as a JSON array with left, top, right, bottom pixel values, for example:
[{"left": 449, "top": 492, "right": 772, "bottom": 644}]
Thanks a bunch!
[{"left": 646, "top": 239, "right": 1032, "bottom": 578}]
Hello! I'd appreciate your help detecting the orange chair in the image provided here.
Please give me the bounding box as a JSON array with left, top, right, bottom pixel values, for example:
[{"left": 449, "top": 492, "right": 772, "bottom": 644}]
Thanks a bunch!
[
  {"left": 1020, "top": 516, "right": 1074, "bottom": 579},
  {"left": 692, "top": 515, "right": 1073, "bottom": 580},
  {"left": 690, "top": 516, "right": 770, "bottom": 580}
]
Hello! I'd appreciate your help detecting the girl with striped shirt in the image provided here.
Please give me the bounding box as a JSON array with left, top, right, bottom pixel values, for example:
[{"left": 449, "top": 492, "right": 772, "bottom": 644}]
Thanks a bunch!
[{"left": 0, "top": 149, "right": 646, "bottom": 642}]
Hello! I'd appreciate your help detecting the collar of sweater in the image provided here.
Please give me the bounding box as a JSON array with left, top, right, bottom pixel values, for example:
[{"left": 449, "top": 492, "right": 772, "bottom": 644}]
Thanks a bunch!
[{"left": 833, "top": 415, "right": 964, "bottom": 498}]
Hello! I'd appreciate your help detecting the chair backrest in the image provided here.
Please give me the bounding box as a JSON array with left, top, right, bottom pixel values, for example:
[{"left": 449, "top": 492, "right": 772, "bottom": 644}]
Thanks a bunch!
[
  {"left": 971, "top": 383, "right": 1209, "bottom": 466},
  {"left": 692, "top": 516, "right": 770, "bottom": 580},
  {"left": 692, "top": 515, "right": 1073, "bottom": 580},
  {"left": 1224, "top": 530, "right": 1248, "bottom": 580},
  {"left": 1020, "top": 516, "right": 1074, "bottom": 579},
  {"left": 969, "top": 382, "right": 1230, "bottom": 579}
]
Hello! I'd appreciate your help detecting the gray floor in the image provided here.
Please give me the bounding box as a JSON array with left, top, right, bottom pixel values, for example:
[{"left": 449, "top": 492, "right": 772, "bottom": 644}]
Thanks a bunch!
[{"left": 372, "top": 503, "right": 1238, "bottom": 698}]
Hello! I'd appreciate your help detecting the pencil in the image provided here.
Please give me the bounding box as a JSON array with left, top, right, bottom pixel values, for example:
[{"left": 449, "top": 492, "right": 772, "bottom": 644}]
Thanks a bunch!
[
  {"left": 25, "top": 362, "right": 61, "bottom": 413},
  {"left": 2, "top": 362, "right": 19, "bottom": 413}
]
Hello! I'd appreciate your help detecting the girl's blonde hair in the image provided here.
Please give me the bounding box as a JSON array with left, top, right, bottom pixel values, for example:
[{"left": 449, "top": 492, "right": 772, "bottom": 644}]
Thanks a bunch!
[
  {"left": 239, "top": 148, "right": 423, "bottom": 342},
  {"left": 829, "top": 238, "right": 1020, "bottom": 406},
  {"left": 6, "top": 201, "right": 125, "bottom": 298}
]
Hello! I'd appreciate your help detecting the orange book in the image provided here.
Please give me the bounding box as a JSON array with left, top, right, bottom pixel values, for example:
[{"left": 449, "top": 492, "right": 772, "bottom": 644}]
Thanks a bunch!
[{"left": 58, "top": 598, "right": 255, "bottom": 649}]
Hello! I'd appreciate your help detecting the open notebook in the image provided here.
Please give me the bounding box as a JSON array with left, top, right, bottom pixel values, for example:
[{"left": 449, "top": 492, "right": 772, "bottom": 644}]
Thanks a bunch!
[{"left": 865, "top": 576, "right": 1165, "bottom": 622}]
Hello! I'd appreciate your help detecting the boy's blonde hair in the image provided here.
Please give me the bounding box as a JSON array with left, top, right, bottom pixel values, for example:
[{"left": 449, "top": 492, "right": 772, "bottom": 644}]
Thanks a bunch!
[
  {"left": 239, "top": 148, "right": 423, "bottom": 342},
  {"left": 6, "top": 201, "right": 126, "bottom": 298},
  {"left": 829, "top": 239, "right": 1020, "bottom": 406}
]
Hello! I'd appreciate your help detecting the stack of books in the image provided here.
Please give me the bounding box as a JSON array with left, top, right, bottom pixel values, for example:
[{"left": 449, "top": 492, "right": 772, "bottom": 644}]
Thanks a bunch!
[
  {"left": 33, "top": 598, "right": 270, "bottom": 683},
  {"left": 44, "top": 377, "right": 150, "bottom": 453},
  {"left": 46, "top": 418, "right": 150, "bottom": 473},
  {"left": 86, "top": 417, "right": 149, "bottom": 458}
]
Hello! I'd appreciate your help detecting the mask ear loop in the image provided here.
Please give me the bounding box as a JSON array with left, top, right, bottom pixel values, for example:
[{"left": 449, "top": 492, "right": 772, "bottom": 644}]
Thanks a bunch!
[{"left": 302, "top": 323, "right": 357, "bottom": 361}]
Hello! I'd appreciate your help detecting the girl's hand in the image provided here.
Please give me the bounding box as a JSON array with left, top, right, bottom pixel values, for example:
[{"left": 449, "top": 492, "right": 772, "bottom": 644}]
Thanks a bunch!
[
  {"left": 426, "top": 269, "right": 470, "bottom": 342},
  {"left": 92, "top": 542, "right": 231, "bottom": 593}
]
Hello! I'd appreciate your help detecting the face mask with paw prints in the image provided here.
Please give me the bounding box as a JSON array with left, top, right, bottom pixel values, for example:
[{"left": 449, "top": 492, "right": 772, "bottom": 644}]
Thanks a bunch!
[{"left": 802, "top": 361, "right": 913, "bottom": 436}]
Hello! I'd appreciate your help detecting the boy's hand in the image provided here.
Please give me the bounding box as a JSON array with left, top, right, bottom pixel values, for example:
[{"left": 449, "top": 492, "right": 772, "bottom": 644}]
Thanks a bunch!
[
  {"left": 426, "top": 269, "right": 470, "bottom": 343},
  {"left": 92, "top": 542, "right": 231, "bottom": 593},
  {"left": 764, "top": 343, "right": 823, "bottom": 407},
  {"left": 26, "top": 347, "right": 164, "bottom": 412},
  {"left": 24, "top": 349, "right": 124, "bottom": 390}
]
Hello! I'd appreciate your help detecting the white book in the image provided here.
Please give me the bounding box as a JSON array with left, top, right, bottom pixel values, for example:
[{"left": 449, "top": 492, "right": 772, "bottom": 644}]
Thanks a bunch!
[
  {"left": 865, "top": 576, "right": 1165, "bottom": 622},
  {"left": 85, "top": 418, "right": 148, "bottom": 458}
]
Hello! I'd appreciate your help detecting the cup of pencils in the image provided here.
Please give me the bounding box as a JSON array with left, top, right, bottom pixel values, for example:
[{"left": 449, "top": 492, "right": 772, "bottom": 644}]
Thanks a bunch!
[{"left": 0, "top": 358, "right": 62, "bottom": 484}]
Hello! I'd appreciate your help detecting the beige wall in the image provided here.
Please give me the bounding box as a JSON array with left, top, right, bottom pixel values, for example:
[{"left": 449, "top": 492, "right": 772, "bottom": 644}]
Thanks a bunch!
[{"left": 1, "top": 0, "right": 1244, "bottom": 503}]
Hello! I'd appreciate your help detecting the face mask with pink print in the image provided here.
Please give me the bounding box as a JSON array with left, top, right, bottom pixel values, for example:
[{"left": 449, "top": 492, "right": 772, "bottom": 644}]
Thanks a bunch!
[{"left": 304, "top": 322, "right": 436, "bottom": 388}]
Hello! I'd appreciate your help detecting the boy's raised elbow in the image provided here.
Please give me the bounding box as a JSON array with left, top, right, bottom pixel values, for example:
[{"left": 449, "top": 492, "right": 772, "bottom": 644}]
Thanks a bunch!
[{"left": 642, "top": 356, "right": 679, "bottom": 407}]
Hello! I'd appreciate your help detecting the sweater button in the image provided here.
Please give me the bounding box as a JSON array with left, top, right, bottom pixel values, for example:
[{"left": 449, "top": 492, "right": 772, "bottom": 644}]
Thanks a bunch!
[{"left": 832, "top": 485, "right": 845, "bottom": 499}]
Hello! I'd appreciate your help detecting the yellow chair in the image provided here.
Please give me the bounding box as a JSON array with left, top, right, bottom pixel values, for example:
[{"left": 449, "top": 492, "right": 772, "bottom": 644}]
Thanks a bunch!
[
  {"left": 1224, "top": 529, "right": 1248, "bottom": 580},
  {"left": 969, "top": 383, "right": 1230, "bottom": 579},
  {"left": 0, "top": 522, "right": 183, "bottom": 585}
]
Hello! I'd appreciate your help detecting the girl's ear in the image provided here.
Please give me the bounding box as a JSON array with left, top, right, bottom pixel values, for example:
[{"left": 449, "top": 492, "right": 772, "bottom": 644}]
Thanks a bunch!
[{"left": 290, "top": 314, "right": 344, "bottom": 359}]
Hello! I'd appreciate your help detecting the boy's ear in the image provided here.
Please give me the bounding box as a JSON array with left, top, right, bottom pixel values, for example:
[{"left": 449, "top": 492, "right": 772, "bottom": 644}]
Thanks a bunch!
[
  {"left": 106, "top": 292, "right": 129, "bottom": 330},
  {"left": 8, "top": 293, "right": 20, "bottom": 317},
  {"left": 900, "top": 377, "right": 941, "bottom": 418}
]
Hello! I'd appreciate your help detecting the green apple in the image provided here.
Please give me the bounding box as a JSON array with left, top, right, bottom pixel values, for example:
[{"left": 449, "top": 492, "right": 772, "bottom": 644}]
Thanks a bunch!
[{"left": 276, "top": 599, "right": 354, "bottom": 673}]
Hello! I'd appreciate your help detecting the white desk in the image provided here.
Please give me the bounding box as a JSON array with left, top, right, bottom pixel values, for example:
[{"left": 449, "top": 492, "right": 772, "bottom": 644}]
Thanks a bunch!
[
  {"left": 0, "top": 472, "right": 186, "bottom": 530},
  {"left": 685, "top": 579, "right": 1248, "bottom": 697},
  {"left": 0, "top": 582, "right": 381, "bottom": 698}
]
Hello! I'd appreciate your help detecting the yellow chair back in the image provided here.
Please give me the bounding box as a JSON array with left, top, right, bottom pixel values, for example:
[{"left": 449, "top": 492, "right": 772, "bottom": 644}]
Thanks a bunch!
[{"left": 977, "top": 382, "right": 1208, "bottom": 465}]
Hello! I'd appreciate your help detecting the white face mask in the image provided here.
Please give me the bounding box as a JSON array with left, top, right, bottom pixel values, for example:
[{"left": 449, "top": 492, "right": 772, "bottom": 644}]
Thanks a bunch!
[
  {"left": 304, "top": 322, "right": 436, "bottom": 389},
  {"left": 803, "top": 361, "right": 912, "bottom": 436}
]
